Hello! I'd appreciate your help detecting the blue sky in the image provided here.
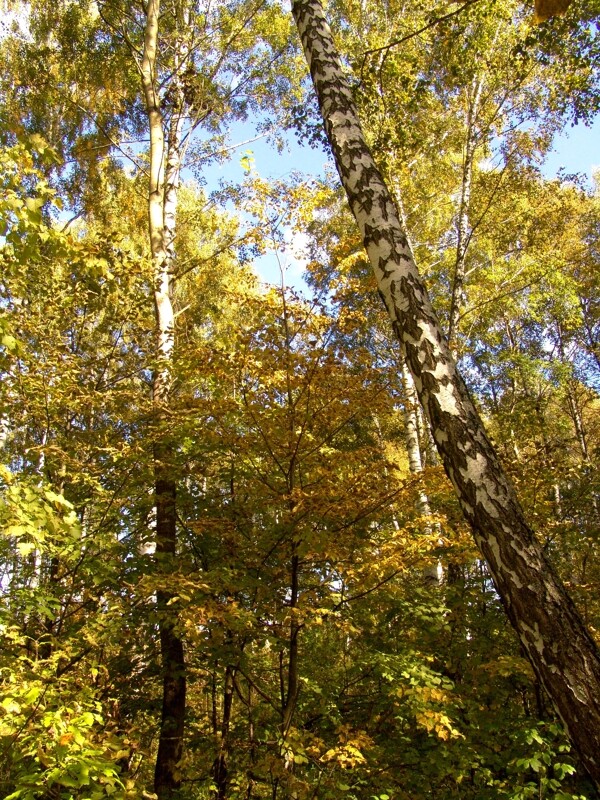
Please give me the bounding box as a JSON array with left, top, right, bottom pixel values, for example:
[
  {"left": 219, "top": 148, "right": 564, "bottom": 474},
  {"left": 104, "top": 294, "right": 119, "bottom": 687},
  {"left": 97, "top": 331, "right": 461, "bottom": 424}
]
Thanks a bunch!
[
  {"left": 544, "top": 116, "right": 600, "bottom": 183},
  {"left": 201, "top": 114, "right": 599, "bottom": 288},
  {"left": 201, "top": 124, "right": 333, "bottom": 288},
  {"left": 204, "top": 110, "right": 600, "bottom": 189}
]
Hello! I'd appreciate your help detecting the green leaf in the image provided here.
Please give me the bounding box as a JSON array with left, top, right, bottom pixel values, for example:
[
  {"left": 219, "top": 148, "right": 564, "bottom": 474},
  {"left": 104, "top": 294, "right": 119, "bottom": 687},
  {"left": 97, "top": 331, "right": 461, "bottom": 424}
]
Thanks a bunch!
[
  {"left": 1, "top": 697, "right": 21, "bottom": 713},
  {"left": 1, "top": 334, "right": 17, "bottom": 351}
]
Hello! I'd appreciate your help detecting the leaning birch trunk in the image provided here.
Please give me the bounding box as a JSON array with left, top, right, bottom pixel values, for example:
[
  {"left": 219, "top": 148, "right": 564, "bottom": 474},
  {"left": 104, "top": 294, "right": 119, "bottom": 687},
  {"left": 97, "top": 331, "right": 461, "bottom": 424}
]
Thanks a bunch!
[
  {"left": 291, "top": 0, "right": 600, "bottom": 787},
  {"left": 141, "top": 1, "right": 186, "bottom": 795}
]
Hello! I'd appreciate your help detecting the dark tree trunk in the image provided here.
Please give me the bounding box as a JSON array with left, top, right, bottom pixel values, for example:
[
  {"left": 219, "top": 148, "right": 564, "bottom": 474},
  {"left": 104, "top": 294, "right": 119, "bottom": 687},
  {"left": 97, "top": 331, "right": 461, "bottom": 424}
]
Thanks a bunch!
[
  {"left": 212, "top": 664, "right": 234, "bottom": 800},
  {"left": 154, "top": 463, "right": 186, "bottom": 798},
  {"left": 282, "top": 552, "right": 300, "bottom": 735},
  {"left": 291, "top": 0, "right": 600, "bottom": 787}
]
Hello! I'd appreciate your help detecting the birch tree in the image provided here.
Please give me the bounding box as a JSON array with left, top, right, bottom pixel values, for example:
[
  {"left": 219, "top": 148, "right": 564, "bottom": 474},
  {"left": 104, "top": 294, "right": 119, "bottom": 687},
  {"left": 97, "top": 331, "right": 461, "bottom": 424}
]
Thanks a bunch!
[
  {"left": 137, "top": 1, "right": 188, "bottom": 791},
  {"left": 290, "top": 0, "right": 600, "bottom": 787},
  {"left": 96, "top": 0, "right": 302, "bottom": 791}
]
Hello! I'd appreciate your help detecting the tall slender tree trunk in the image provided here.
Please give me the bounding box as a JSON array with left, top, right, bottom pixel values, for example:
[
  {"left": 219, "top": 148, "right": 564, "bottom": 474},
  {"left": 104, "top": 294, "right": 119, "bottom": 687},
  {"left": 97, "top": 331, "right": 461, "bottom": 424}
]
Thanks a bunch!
[
  {"left": 401, "top": 359, "right": 425, "bottom": 478},
  {"left": 555, "top": 323, "right": 600, "bottom": 523},
  {"left": 279, "top": 288, "right": 301, "bottom": 741},
  {"left": 141, "top": 2, "right": 186, "bottom": 795},
  {"left": 213, "top": 663, "right": 234, "bottom": 800},
  {"left": 400, "top": 360, "right": 442, "bottom": 583},
  {"left": 448, "top": 76, "right": 482, "bottom": 351},
  {"left": 291, "top": 0, "right": 600, "bottom": 786},
  {"left": 282, "top": 550, "right": 301, "bottom": 736}
]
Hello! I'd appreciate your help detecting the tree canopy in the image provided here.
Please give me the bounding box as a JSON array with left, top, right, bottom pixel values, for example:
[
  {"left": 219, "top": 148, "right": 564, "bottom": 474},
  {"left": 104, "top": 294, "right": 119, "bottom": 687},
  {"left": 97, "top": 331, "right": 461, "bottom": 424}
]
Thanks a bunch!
[{"left": 0, "top": 1, "right": 599, "bottom": 799}]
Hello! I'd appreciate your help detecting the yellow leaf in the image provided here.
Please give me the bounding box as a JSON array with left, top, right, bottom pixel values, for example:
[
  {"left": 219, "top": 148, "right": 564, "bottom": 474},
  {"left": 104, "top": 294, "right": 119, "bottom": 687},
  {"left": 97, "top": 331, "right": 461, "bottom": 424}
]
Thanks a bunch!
[{"left": 17, "top": 541, "right": 36, "bottom": 558}]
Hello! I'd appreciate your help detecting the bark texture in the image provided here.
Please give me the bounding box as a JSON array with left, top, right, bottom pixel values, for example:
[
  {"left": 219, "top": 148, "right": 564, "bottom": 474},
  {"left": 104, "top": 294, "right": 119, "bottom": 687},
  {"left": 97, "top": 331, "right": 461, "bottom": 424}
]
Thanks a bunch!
[{"left": 291, "top": 0, "right": 600, "bottom": 786}]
